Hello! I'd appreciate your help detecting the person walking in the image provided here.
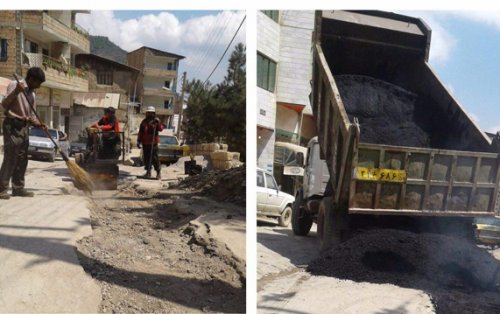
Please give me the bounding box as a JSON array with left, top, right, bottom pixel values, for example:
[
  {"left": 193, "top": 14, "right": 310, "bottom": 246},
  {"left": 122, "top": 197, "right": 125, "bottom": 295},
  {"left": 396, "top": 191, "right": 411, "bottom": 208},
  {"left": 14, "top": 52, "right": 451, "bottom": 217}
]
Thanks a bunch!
[
  {"left": 0, "top": 67, "right": 46, "bottom": 199},
  {"left": 137, "top": 106, "right": 164, "bottom": 179}
]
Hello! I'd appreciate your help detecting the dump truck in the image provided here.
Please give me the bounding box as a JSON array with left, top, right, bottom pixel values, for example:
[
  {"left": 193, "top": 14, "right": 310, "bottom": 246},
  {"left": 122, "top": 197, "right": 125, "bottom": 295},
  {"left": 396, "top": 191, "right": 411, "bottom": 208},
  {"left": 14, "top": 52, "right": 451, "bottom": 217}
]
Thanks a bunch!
[{"left": 292, "top": 10, "right": 500, "bottom": 251}]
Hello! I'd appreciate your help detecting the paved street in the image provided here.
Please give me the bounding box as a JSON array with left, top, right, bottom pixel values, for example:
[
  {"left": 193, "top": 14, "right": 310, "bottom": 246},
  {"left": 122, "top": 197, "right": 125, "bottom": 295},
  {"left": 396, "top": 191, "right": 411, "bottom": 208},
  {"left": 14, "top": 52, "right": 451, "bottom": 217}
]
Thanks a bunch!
[{"left": 0, "top": 156, "right": 101, "bottom": 312}]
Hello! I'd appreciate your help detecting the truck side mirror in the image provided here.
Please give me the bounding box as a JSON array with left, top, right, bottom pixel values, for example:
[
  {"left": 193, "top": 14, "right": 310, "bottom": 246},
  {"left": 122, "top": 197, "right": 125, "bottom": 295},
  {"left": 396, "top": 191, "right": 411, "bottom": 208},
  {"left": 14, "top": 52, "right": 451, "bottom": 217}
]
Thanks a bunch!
[{"left": 296, "top": 152, "right": 304, "bottom": 166}]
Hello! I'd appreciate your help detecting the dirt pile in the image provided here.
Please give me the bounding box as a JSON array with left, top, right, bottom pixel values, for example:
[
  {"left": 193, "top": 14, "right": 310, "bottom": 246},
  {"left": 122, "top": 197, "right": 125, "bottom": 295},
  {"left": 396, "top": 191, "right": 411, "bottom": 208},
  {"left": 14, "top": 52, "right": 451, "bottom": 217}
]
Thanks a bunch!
[
  {"left": 335, "top": 75, "right": 483, "bottom": 151},
  {"left": 307, "top": 229, "right": 500, "bottom": 313},
  {"left": 176, "top": 165, "right": 246, "bottom": 206}
]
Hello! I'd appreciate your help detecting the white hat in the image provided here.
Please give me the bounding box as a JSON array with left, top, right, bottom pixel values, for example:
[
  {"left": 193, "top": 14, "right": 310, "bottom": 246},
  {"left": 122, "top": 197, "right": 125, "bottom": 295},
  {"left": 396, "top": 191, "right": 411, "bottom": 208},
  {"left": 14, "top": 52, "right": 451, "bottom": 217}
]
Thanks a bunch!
[{"left": 146, "top": 106, "right": 156, "bottom": 113}]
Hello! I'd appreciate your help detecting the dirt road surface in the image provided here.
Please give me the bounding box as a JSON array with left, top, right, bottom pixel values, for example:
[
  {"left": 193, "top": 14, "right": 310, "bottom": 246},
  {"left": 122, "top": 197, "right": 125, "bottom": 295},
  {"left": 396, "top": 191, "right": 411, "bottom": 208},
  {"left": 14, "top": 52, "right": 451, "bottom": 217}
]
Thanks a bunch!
[
  {"left": 257, "top": 221, "right": 435, "bottom": 314},
  {"left": 0, "top": 151, "right": 245, "bottom": 313}
]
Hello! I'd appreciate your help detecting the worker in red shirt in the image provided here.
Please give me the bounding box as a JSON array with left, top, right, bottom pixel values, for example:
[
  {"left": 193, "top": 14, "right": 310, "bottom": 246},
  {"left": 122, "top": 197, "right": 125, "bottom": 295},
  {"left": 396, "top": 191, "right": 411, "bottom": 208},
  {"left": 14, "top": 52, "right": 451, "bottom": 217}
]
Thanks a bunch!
[
  {"left": 88, "top": 106, "right": 121, "bottom": 158},
  {"left": 137, "top": 106, "right": 164, "bottom": 179}
]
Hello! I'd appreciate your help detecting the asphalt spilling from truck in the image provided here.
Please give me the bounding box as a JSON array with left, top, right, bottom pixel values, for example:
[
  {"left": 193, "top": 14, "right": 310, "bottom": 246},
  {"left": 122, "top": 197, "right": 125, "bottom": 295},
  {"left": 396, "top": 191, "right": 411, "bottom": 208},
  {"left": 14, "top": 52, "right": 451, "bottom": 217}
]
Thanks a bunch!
[
  {"left": 307, "top": 228, "right": 500, "bottom": 313},
  {"left": 335, "top": 75, "right": 487, "bottom": 152}
]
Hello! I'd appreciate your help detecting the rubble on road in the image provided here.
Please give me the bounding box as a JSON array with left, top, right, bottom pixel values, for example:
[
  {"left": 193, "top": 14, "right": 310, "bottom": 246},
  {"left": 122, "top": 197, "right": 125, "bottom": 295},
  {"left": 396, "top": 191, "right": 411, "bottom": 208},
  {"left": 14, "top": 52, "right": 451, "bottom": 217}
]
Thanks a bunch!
[
  {"left": 176, "top": 166, "right": 245, "bottom": 206},
  {"left": 307, "top": 228, "right": 500, "bottom": 313}
]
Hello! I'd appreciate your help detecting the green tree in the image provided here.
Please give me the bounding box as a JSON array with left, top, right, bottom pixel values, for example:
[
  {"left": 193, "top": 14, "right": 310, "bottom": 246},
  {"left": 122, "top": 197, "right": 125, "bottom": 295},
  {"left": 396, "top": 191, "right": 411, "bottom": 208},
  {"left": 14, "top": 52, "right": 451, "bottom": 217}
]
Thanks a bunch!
[{"left": 183, "top": 43, "right": 246, "bottom": 161}]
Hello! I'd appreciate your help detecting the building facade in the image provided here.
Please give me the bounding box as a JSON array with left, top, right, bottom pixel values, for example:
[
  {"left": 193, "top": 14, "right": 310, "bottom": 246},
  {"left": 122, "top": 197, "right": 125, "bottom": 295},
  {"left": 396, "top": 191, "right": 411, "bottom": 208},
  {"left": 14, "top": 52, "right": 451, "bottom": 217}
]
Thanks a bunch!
[
  {"left": 72, "top": 53, "right": 140, "bottom": 141},
  {"left": 257, "top": 10, "right": 316, "bottom": 178},
  {"left": 0, "top": 10, "right": 90, "bottom": 133},
  {"left": 127, "top": 47, "right": 185, "bottom": 129}
]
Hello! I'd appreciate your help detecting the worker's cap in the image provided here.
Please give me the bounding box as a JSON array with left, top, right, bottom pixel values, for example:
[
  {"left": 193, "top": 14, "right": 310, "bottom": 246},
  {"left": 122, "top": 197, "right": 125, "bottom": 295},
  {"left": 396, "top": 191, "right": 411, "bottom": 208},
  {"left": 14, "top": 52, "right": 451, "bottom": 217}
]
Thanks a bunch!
[
  {"left": 104, "top": 106, "right": 116, "bottom": 114},
  {"left": 146, "top": 106, "right": 156, "bottom": 113}
]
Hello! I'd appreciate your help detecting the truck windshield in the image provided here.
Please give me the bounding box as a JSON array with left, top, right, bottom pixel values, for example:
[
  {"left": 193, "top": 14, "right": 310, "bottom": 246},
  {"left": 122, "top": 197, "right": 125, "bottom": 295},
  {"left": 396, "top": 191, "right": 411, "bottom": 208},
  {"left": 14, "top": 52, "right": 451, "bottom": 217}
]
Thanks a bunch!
[
  {"left": 30, "top": 128, "right": 57, "bottom": 139},
  {"left": 159, "top": 136, "right": 178, "bottom": 145}
]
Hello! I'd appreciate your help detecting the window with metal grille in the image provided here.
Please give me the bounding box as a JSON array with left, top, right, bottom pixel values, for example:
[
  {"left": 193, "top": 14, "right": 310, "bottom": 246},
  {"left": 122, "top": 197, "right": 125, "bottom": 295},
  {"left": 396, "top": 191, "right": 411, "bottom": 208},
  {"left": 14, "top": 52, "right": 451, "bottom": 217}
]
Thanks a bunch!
[
  {"left": 0, "top": 39, "right": 7, "bottom": 61},
  {"left": 261, "top": 10, "right": 279, "bottom": 23},
  {"left": 257, "top": 53, "right": 277, "bottom": 93},
  {"left": 97, "top": 71, "right": 113, "bottom": 85}
]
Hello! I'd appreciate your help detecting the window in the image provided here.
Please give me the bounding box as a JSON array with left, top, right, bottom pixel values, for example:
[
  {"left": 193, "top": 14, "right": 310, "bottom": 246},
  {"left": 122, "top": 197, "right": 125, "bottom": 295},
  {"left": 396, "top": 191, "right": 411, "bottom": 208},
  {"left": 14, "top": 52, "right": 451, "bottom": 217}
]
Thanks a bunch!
[
  {"left": 164, "top": 100, "right": 171, "bottom": 109},
  {"left": 42, "top": 48, "right": 49, "bottom": 56},
  {"left": 97, "top": 71, "right": 113, "bottom": 85},
  {"left": 164, "top": 81, "right": 171, "bottom": 89},
  {"left": 167, "top": 63, "right": 173, "bottom": 70},
  {"left": 257, "top": 171, "right": 265, "bottom": 187},
  {"left": 257, "top": 53, "right": 277, "bottom": 92},
  {"left": 0, "top": 39, "right": 7, "bottom": 61},
  {"left": 262, "top": 10, "right": 279, "bottom": 23},
  {"left": 25, "top": 40, "right": 38, "bottom": 53},
  {"left": 265, "top": 173, "right": 277, "bottom": 190}
]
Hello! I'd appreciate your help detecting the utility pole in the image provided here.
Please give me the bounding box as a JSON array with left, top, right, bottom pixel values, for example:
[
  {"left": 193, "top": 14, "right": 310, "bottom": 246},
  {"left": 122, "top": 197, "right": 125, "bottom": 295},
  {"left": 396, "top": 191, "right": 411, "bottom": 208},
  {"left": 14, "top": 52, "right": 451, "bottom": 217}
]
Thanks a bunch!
[{"left": 176, "top": 71, "right": 187, "bottom": 139}]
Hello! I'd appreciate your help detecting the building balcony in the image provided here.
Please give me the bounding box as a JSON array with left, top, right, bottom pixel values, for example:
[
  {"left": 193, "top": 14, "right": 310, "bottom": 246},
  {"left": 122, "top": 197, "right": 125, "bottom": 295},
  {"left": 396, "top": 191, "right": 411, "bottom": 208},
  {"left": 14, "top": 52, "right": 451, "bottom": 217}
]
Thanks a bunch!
[
  {"left": 143, "top": 86, "right": 176, "bottom": 97},
  {"left": 22, "top": 11, "right": 90, "bottom": 53},
  {"left": 143, "top": 66, "right": 177, "bottom": 78},
  {"left": 23, "top": 53, "right": 88, "bottom": 92}
]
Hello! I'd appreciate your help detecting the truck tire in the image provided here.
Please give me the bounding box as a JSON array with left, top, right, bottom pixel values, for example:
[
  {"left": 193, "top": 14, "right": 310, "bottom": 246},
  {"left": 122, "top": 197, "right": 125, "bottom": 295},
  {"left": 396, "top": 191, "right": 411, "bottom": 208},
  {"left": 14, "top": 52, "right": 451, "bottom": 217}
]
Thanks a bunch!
[
  {"left": 278, "top": 206, "right": 292, "bottom": 227},
  {"left": 292, "top": 189, "right": 313, "bottom": 236},
  {"left": 317, "top": 197, "right": 341, "bottom": 252}
]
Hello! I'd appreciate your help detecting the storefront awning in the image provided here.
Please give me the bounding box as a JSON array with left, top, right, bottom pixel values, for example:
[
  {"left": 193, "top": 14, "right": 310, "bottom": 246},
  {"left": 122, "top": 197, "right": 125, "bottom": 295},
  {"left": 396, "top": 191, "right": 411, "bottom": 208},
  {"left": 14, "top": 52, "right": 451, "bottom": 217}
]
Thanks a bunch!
[{"left": 73, "top": 92, "right": 120, "bottom": 109}]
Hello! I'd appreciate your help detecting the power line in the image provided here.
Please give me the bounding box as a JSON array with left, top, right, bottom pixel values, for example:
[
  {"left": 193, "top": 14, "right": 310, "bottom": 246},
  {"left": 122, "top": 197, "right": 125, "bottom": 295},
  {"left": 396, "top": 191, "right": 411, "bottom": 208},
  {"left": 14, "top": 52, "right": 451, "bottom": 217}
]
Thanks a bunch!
[
  {"left": 189, "top": 11, "right": 234, "bottom": 80},
  {"left": 202, "top": 14, "right": 246, "bottom": 86}
]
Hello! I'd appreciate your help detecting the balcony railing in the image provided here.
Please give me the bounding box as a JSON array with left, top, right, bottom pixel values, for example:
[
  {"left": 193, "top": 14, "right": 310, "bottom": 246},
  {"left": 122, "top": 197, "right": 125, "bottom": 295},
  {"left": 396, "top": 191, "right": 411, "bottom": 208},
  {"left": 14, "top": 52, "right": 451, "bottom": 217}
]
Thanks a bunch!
[
  {"left": 23, "top": 52, "right": 88, "bottom": 79},
  {"left": 71, "top": 22, "right": 90, "bottom": 38}
]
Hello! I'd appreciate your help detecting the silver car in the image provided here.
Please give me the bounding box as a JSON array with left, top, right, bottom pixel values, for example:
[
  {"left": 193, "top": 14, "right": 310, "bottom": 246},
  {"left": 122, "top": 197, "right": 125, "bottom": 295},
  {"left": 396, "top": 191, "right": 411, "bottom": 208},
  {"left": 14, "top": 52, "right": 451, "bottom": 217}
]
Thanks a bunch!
[{"left": 28, "top": 127, "right": 70, "bottom": 162}]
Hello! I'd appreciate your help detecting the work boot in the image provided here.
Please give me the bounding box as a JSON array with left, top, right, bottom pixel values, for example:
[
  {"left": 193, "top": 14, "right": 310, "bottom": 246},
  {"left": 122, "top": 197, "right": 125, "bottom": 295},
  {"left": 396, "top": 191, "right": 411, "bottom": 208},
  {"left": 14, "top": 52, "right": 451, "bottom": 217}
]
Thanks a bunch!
[
  {"left": 0, "top": 190, "right": 10, "bottom": 200},
  {"left": 144, "top": 170, "right": 152, "bottom": 178},
  {"left": 12, "top": 189, "right": 34, "bottom": 197},
  {"left": 156, "top": 170, "right": 161, "bottom": 180}
]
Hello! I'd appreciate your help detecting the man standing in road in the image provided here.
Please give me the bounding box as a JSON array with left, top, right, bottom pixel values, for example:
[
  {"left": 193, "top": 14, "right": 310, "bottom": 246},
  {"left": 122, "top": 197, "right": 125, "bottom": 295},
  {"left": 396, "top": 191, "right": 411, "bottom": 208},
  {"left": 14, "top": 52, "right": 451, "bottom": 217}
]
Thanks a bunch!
[
  {"left": 137, "top": 106, "right": 164, "bottom": 179},
  {"left": 0, "top": 67, "right": 46, "bottom": 199}
]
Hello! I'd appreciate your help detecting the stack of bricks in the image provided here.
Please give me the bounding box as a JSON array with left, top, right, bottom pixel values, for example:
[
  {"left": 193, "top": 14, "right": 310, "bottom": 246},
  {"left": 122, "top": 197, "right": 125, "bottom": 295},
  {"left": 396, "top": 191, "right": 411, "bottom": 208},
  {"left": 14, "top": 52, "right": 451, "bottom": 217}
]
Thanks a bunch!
[{"left": 188, "top": 143, "right": 241, "bottom": 171}]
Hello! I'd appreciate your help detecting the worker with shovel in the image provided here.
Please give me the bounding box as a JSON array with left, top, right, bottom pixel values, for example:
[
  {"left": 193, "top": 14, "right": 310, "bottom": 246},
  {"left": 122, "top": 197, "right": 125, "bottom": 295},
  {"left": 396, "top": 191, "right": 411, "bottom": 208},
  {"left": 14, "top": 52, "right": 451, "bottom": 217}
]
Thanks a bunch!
[
  {"left": 137, "top": 106, "right": 164, "bottom": 179},
  {"left": 0, "top": 67, "right": 46, "bottom": 199}
]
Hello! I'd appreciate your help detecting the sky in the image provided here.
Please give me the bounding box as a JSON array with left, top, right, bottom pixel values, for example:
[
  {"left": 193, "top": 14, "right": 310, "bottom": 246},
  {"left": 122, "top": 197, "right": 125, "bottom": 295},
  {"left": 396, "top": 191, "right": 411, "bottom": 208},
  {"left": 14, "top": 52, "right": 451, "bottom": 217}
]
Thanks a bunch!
[
  {"left": 401, "top": 11, "right": 500, "bottom": 133},
  {"left": 76, "top": 10, "right": 246, "bottom": 87}
]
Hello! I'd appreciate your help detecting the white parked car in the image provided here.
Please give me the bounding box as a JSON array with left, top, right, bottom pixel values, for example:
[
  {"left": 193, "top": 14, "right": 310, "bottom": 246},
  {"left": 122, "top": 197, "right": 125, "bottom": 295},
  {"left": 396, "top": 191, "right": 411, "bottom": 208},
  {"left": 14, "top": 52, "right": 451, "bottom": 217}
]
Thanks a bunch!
[
  {"left": 257, "top": 168, "right": 295, "bottom": 227},
  {"left": 28, "top": 127, "right": 70, "bottom": 162}
]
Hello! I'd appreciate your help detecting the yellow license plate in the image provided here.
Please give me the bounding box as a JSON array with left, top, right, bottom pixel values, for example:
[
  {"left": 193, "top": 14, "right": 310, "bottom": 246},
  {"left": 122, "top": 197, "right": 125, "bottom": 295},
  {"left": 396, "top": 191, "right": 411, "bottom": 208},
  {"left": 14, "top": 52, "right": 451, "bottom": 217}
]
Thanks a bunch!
[{"left": 356, "top": 167, "right": 407, "bottom": 182}]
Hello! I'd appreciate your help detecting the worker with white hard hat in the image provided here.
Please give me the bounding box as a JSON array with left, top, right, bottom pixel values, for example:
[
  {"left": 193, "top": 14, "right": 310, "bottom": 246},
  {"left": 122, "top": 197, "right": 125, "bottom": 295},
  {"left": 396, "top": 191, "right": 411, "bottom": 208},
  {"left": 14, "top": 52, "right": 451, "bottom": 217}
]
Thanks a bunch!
[{"left": 137, "top": 106, "right": 164, "bottom": 179}]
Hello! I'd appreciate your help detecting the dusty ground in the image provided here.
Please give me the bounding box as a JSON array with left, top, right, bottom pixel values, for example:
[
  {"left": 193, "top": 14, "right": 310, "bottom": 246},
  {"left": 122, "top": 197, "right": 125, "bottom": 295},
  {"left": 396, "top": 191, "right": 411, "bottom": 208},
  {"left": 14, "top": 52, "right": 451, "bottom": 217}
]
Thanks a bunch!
[
  {"left": 75, "top": 161, "right": 246, "bottom": 313},
  {"left": 258, "top": 216, "right": 500, "bottom": 314}
]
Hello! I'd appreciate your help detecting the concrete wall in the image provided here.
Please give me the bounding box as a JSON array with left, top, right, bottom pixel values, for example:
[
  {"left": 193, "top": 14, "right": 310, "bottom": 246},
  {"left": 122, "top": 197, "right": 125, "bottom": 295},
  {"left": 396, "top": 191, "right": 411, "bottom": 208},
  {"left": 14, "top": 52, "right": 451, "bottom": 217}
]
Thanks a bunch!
[
  {"left": 257, "top": 127, "right": 275, "bottom": 173},
  {"left": 276, "top": 11, "right": 314, "bottom": 107}
]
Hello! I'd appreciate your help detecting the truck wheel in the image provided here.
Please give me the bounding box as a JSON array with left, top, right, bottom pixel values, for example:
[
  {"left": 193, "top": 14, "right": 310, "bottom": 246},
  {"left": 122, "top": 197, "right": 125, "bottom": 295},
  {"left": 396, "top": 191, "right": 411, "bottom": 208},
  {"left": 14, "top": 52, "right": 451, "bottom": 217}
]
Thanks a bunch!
[
  {"left": 292, "top": 190, "right": 313, "bottom": 236},
  {"left": 317, "top": 197, "right": 340, "bottom": 252},
  {"left": 278, "top": 206, "right": 292, "bottom": 227}
]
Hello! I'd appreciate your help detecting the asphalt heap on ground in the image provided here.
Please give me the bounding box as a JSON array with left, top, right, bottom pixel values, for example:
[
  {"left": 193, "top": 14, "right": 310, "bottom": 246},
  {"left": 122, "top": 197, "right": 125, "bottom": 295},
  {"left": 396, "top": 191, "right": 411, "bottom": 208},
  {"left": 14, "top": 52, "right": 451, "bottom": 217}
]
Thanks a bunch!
[
  {"left": 176, "top": 165, "right": 246, "bottom": 206},
  {"left": 335, "top": 75, "right": 485, "bottom": 151},
  {"left": 307, "top": 229, "right": 500, "bottom": 314}
]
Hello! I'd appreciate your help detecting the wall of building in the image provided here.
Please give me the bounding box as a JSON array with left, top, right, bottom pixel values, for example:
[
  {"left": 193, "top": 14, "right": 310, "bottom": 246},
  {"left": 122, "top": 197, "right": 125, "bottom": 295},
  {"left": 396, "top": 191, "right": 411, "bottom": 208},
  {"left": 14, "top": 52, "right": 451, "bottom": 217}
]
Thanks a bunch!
[
  {"left": 257, "top": 11, "right": 282, "bottom": 172},
  {"left": 276, "top": 11, "right": 314, "bottom": 106},
  {"left": 0, "top": 25, "right": 18, "bottom": 78},
  {"left": 257, "top": 127, "right": 275, "bottom": 173}
]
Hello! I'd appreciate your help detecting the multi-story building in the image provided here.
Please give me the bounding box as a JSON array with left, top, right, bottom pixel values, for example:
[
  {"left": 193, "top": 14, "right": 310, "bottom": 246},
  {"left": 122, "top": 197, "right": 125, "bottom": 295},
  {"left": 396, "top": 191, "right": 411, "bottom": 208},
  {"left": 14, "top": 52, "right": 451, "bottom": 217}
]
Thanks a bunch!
[
  {"left": 127, "top": 46, "right": 185, "bottom": 129},
  {"left": 0, "top": 10, "right": 90, "bottom": 133},
  {"left": 257, "top": 10, "right": 316, "bottom": 191},
  {"left": 71, "top": 53, "right": 140, "bottom": 141}
]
